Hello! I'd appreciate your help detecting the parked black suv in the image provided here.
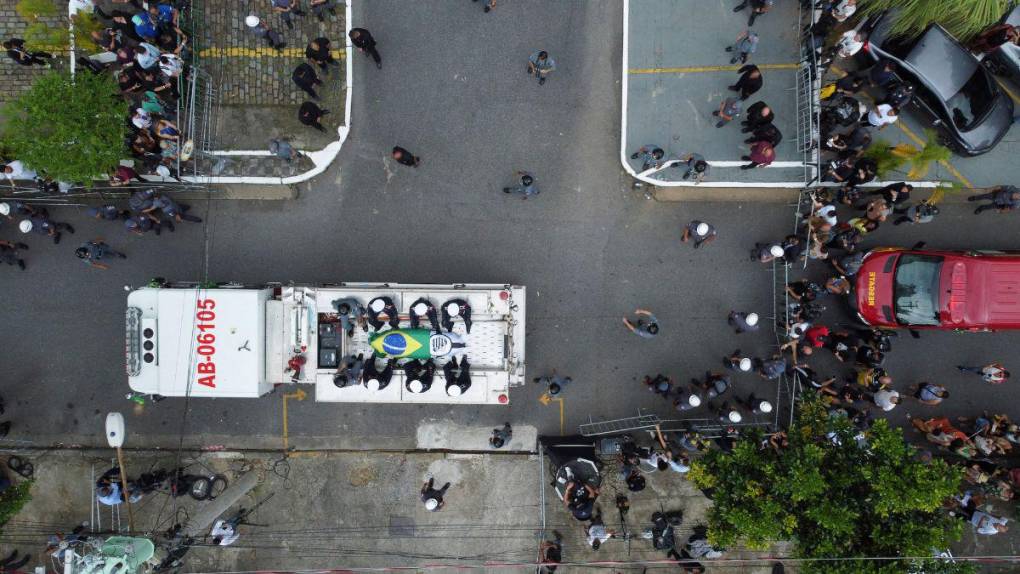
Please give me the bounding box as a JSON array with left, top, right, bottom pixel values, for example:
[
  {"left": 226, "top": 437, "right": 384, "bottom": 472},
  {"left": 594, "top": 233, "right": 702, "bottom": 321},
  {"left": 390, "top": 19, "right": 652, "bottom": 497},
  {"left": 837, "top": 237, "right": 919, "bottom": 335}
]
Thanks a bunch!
[{"left": 857, "top": 12, "right": 1014, "bottom": 156}]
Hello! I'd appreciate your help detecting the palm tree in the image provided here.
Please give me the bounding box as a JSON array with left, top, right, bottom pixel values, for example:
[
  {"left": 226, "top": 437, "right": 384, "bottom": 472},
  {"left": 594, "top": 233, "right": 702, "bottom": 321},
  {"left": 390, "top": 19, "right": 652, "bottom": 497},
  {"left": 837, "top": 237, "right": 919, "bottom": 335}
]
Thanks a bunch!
[{"left": 857, "top": 0, "right": 1010, "bottom": 42}]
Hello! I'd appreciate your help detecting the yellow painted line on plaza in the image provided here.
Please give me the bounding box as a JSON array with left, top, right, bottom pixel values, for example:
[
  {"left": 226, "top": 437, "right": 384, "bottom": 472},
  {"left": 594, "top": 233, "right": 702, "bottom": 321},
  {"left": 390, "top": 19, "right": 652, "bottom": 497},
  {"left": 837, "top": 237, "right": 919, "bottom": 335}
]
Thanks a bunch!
[
  {"left": 281, "top": 387, "right": 307, "bottom": 451},
  {"left": 197, "top": 47, "right": 346, "bottom": 59},
  {"left": 995, "top": 78, "right": 1020, "bottom": 106},
  {"left": 538, "top": 392, "right": 565, "bottom": 436},
  {"left": 893, "top": 120, "right": 974, "bottom": 189},
  {"left": 629, "top": 62, "right": 799, "bottom": 74}
]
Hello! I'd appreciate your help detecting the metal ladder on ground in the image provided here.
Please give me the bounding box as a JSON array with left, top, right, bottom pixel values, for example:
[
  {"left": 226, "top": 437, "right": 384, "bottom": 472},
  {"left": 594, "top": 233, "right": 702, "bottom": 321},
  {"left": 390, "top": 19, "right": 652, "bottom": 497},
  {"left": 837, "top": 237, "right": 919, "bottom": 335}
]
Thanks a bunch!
[{"left": 579, "top": 413, "right": 662, "bottom": 437}]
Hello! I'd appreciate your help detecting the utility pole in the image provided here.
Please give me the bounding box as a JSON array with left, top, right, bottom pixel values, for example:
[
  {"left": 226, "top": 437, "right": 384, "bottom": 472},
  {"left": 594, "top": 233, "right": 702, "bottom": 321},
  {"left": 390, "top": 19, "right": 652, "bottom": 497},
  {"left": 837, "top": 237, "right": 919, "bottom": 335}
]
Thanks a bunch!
[{"left": 105, "top": 413, "right": 135, "bottom": 532}]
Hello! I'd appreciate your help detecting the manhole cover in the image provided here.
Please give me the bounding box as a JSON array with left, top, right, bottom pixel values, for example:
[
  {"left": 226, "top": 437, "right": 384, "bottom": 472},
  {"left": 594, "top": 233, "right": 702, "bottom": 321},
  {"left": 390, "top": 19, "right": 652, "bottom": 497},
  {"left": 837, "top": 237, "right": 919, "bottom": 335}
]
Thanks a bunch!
[{"left": 388, "top": 516, "right": 415, "bottom": 537}]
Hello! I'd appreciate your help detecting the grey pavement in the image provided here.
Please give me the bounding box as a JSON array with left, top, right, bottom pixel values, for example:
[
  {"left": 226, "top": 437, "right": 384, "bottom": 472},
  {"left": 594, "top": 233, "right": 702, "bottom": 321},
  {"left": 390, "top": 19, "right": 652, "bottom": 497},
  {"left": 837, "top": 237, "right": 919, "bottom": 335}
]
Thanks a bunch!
[
  {"left": 625, "top": 0, "right": 804, "bottom": 184},
  {"left": 0, "top": 0, "right": 65, "bottom": 105}
]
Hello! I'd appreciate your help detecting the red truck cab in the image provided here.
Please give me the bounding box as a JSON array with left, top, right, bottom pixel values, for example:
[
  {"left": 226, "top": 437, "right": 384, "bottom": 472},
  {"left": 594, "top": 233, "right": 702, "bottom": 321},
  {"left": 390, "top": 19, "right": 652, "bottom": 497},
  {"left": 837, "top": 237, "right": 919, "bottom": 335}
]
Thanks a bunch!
[{"left": 854, "top": 248, "right": 1020, "bottom": 331}]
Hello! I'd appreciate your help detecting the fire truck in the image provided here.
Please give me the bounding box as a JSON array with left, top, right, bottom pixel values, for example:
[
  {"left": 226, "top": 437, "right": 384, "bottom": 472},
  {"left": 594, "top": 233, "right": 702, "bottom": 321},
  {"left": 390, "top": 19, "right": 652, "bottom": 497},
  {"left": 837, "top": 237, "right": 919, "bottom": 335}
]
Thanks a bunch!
[{"left": 126, "top": 282, "right": 526, "bottom": 404}]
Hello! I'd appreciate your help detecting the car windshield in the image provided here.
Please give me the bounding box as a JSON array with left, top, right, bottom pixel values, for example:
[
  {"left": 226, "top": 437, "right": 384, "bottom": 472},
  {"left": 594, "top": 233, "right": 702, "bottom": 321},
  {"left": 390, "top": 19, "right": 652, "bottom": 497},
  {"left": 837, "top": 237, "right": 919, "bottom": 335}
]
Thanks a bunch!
[
  {"left": 947, "top": 70, "right": 993, "bottom": 130},
  {"left": 893, "top": 254, "right": 944, "bottom": 326}
]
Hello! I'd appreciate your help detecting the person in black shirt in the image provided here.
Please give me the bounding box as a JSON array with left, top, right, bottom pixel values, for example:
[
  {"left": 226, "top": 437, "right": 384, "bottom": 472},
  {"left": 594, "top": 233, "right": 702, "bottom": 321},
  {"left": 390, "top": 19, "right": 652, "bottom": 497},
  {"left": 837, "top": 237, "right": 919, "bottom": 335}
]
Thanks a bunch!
[
  {"left": 306, "top": 37, "right": 339, "bottom": 74},
  {"left": 3, "top": 38, "right": 51, "bottom": 67},
  {"left": 728, "top": 64, "right": 763, "bottom": 100},
  {"left": 292, "top": 62, "right": 323, "bottom": 99},
  {"left": 298, "top": 101, "right": 329, "bottom": 132},
  {"left": 741, "top": 101, "right": 773, "bottom": 132},
  {"left": 348, "top": 28, "right": 381, "bottom": 69},
  {"left": 745, "top": 122, "right": 781, "bottom": 147},
  {"left": 392, "top": 146, "right": 421, "bottom": 168},
  {"left": 868, "top": 182, "right": 911, "bottom": 205}
]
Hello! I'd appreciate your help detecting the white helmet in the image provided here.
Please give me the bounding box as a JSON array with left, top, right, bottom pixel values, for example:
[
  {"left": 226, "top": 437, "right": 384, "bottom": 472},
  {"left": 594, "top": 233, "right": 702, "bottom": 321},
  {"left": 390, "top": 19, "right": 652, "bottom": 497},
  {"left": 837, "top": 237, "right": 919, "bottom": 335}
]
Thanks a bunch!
[
  {"left": 407, "top": 379, "right": 424, "bottom": 393},
  {"left": 370, "top": 299, "right": 386, "bottom": 313},
  {"left": 365, "top": 378, "right": 381, "bottom": 391},
  {"left": 155, "top": 165, "right": 171, "bottom": 177},
  {"left": 424, "top": 497, "right": 439, "bottom": 510},
  {"left": 446, "top": 303, "right": 460, "bottom": 317},
  {"left": 687, "top": 394, "right": 702, "bottom": 407},
  {"left": 759, "top": 400, "right": 774, "bottom": 413},
  {"left": 727, "top": 410, "right": 743, "bottom": 423},
  {"left": 245, "top": 15, "right": 260, "bottom": 27},
  {"left": 769, "top": 245, "right": 784, "bottom": 257},
  {"left": 447, "top": 384, "right": 463, "bottom": 396},
  {"left": 0, "top": 202, "right": 9, "bottom": 216},
  {"left": 745, "top": 313, "right": 759, "bottom": 326},
  {"left": 739, "top": 358, "right": 752, "bottom": 371},
  {"left": 696, "top": 222, "right": 709, "bottom": 236},
  {"left": 412, "top": 302, "right": 428, "bottom": 316},
  {"left": 18, "top": 219, "right": 32, "bottom": 233}
]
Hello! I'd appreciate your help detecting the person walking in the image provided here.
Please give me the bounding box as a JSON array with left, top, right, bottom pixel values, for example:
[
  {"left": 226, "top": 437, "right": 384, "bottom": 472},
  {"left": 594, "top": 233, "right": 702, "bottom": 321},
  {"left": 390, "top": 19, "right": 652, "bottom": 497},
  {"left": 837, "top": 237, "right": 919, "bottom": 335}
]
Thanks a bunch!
[
  {"left": 538, "top": 533, "right": 562, "bottom": 573},
  {"left": 246, "top": 16, "right": 285, "bottom": 51},
  {"left": 892, "top": 202, "right": 938, "bottom": 226},
  {"left": 154, "top": 194, "right": 202, "bottom": 223},
  {"left": 392, "top": 146, "right": 421, "bottom": 168},
  {"left": 728, "top": 311, "right": 759, "bottom": 333},
  {"left": 723, "top": 349, "right": 753, "bottom": 372},
  {"left": 912, "top": 382, "right": 949, "bottom": 406},
  {"left": 349, "top": 28, "right": 381, "bottom": 68},
  {"left": 736, "top": 393, "right": 773, "bottom": 415},
  {"left": 0, "top": 551, "right": 30, "bottom": 571},
  {"left": 623, "top": 309, "right": 658, "bottom": 338},
  {"left": 740, "top": 140, "right": 775, "bottom": 170},
  {"left": 741, "top": 101, "right": 774, "bottom": 131},
  {"left": 292, "top": 62, "right": 323, "bottom": 99},
  {"left": 957, "top": 363, "right": 1010, "bottom": 384},
  {"left": 269, "top": 138, "right": 299, "bottom": 162},
  {"left": 527, "top": 51, "right": 556, "bottom": 85},
  {"left": 76, "top": 240, "right": 127, "bottom": 270},
  {"left": 472, "top": 0, "right": 497, "bottom": 13},
  {"left": 968, "top": 186, "right": 1020, "bottom": 215},
  {"left": 712, "top": 97, "right": 742, "bottom": 128},
  {"left": 0, "top": 240, "right": 28, "bottom": 271},
  {"left": 421, "top": 477, "right": 450, "bottom": 511},
  {"left": 4, "top": 38, "right": 53, "bottom": 67},
  {"left": 503, "top": 171, "right": 539, "bottom": 199},
  {"left": 271, "top": 0, "right": 305, "bottom": 30},
  {"left": 728, "top": 64, "right": 763, "bottom": 100},
  {"left": 298, "top": 101, "right": 329, "bottom": 132},
  {"left": 714, "top": 401, "right": 743, "bottom": 423},
  {"left": 630, "top": 145, "right": 665, "bottom": 171},
  {"left": 745, "top": 122, "right": 782, "bottom": 147},
  {"left": 585, "top": 509, "right": 615, "bottom": 550},
  {"left": 725, "top": 30, "right": 758, "bottom": 64},
  {"left": 733, "top": 0, "right": 774, "bottom": 26},
  {"left": 310, "top": 0, "right": 339, "bottom": 21},
  {"left": 489, "top": 423, "right": 512, "bottom": 448},
  {"left": 306, "top": 37, "right": 340, "bottom": 74},
  {"left": 644, "top": 374, "right": 673, "bottom": 398},
  {"left": 673, "top": 386, "right": 703, "bottom": 411},
  {"left": 870, "top": 388, "right": 901, "bottom": 412},
  {"left": 19, "top": 214, "right": 74, "bottom": 245},
  {"left": 681, "top": 220, "right": 717, "bottom": 249}
]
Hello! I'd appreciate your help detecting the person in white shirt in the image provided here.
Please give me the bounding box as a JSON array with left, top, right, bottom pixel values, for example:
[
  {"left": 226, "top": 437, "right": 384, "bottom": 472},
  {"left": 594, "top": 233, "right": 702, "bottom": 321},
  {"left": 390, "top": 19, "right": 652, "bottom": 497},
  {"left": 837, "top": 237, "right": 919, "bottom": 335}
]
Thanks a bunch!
[
  {"left": 135, "top": 42, "right": 161, "bottom": 69},
  {"left": 971, "top": 511, "right": 1008, "bottom": 535},
  {"left": 131, "top": 108, "right": 152, "bottom": 130},
  {"left": 867, "top": 104, "right": 899, "bottom": 128},
  {"left": 831, "top": 0, "right": 857, "bottom": 22},
  {"left": 834, "top": 31, "right": 865, "bottom": 59},
  {"left": 3, "top": 160, "right": 38, "bottom": 183},
  {"left": 667, "top": 452, "right": 691, "bottom": 474},
  {"left": 871, "top": 388, "right": 900, "bottom": 412},
  {"left": 210, "top": 520, "right": 239, "bottom": 546}
]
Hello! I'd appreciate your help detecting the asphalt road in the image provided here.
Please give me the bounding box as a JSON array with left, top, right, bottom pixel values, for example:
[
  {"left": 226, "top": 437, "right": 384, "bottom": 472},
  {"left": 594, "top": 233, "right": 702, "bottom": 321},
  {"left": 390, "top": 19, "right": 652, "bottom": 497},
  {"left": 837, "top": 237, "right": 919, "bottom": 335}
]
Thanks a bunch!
[{"left": 2, "top": 0, "right": 1020, "bottom": 451}]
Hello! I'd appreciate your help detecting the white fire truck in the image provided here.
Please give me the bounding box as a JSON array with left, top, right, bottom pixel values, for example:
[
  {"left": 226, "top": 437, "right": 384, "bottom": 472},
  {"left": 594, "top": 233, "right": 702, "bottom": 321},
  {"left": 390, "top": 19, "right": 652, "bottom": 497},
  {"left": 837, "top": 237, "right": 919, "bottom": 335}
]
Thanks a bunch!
[{"left": 125, "top": 282, "right": 526, "bottom": 404}]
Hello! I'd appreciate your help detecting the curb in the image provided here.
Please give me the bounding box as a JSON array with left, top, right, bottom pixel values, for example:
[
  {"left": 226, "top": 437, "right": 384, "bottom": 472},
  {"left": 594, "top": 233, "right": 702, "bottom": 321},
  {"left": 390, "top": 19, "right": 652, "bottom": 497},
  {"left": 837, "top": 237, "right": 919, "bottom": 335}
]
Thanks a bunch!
[
  {"left": 176, "top": 184, "right": 299, "bottom": 200},
  {"left": 652, "top": 186, "right": 992, "bottom": 203}
]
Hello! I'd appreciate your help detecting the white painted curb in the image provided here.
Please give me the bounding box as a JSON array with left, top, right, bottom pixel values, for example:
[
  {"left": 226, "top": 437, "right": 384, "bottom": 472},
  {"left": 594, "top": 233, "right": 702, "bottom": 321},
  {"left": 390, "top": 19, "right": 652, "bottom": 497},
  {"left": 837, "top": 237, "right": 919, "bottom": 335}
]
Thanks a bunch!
[
  {"left": 618, "top": 0, "right": 943, "bottom": 191},
  {"left": 170, "top": 0, "right": 354, "bottom": 186}
]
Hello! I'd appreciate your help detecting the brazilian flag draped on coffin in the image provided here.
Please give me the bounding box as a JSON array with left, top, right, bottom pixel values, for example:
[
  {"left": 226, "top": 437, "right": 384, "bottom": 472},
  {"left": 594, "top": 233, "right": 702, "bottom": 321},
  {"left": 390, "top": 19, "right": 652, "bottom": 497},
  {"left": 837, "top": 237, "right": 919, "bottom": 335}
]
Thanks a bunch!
[{"left": 369, "top": 328, "right": 464, "bottom": 359}]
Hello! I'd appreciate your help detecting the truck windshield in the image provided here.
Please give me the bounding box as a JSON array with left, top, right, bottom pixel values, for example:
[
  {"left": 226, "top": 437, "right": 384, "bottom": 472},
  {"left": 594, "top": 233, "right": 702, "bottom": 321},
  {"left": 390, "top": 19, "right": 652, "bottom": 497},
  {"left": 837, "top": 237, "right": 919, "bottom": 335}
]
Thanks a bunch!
[{"left": 894, "top": 254, "right": 944, "bottom": 326}]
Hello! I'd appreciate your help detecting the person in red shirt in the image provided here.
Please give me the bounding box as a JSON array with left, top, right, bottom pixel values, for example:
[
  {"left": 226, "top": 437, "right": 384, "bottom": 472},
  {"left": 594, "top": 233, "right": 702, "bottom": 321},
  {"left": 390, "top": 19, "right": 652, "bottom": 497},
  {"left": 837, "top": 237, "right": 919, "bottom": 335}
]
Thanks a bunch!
[
  {"left": 740, "top": 141, "right": 774, "bottom": 169},
  {"left": 804, "top": 325, "right": 830, "bottom": 348}
]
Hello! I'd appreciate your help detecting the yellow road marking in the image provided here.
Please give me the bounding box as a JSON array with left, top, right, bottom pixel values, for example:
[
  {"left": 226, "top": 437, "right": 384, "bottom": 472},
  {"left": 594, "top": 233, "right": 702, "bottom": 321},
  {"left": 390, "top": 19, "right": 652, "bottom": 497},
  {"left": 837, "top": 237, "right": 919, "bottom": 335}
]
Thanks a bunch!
[
  {"left": 281, "top": 388, "right": 307, "bottom": 451},
  {"left": 629, "top": 63, "right": 799, "bottom": 74},
  {"left": 892, "top": 120, "right": 974, "bottom": 189},
  {"left": 995, "top": 78, "right": 1020, "bottom": 106},
  {"left": 538, "top": 392, "right": 565, "bottom": 436},
  {"left": 197, "top": 47, "right": 346, "bottom": 59}
]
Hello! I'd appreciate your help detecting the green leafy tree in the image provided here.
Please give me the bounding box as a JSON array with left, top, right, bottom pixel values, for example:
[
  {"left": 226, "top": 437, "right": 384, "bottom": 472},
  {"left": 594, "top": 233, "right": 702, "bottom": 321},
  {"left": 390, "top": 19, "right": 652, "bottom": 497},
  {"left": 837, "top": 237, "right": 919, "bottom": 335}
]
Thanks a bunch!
[
  {"left": 857, "top": 0, "right": 1010, "bottom": 42},
  {"left": 2, "top": 71, "right": 128, "bottom": 184},
  {"left": 689, "top": 396, "right": 966, "bottom": 574},
  {"left": 0, "top": 480, "right": 33, "bottom": 536}
]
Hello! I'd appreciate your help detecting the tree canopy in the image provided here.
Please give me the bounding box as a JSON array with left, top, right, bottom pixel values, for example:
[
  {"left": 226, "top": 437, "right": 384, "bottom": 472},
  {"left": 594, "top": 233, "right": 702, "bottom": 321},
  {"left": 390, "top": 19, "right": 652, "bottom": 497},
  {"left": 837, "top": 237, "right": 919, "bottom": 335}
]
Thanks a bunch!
[
  {"left": 688, "top": 396, "right": 970, "bottom": 574},
  {"left": 857, "top": 0, "right": 1010, "bottom": 42},
  {"left": 2, "top": 71, "right": 128, "bottom": 184}
]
